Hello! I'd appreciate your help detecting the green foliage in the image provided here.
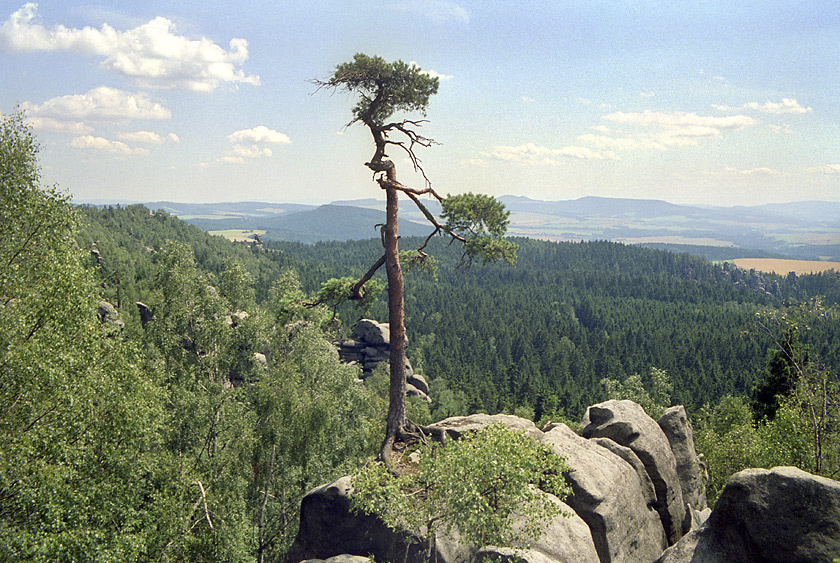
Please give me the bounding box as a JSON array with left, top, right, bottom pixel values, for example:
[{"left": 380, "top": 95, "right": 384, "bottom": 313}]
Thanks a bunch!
[
  {"left": 0, "top": 110, "right": 173, "bottom": 561},
  {"left": 401, "top": 249, "right": 439, "bottom": 280},
  {"left": 601, "top": 367, "right": 673, "bottom": 419},
  {"left": 351, "top": 423, "right": 571, "bottom": 560},
  {"left": 327, "top": 53, "right": 440, "bottom": 126},
  {"left": 442, "top": 193, "right": 518, "bottom": 265},
  {"left": 317, "top": 276, "right": 382, "bottom": 316}
]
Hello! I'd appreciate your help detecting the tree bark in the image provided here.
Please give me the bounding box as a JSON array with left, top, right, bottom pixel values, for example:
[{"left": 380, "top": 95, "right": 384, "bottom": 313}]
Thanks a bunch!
[{"left": 381, "top": 181, "right": 407, "bottom": 462}]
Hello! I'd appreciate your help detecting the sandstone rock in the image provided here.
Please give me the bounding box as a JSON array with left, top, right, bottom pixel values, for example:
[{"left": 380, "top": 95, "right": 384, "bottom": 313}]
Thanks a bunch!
[
  {"left": 286, "top": 476, "right": 467, "bottom": 563},
  {"left": 591, "top": 437, "right": 657, "bottom": 506},
  {"left": 136, "top": 301, "right": 153, "bottom": 327},
  {"left": 658, "top": 406, "right": 707, "bottom": 511},
  {"left": 353, "top": 319, "right": 390, "bottom": 346},
  {"left": 655, "top": 466, "right": 840, "bottom": 563},
  {"left": 541, "top": 423, "right": 667, "bottom": 563},
  {"left": 406, "top": 383, "right": 431, "bottom": 404},
  {"left": 426, "top": 413, "right": 543, "bottom": 441},
  {"left": 298, "top": 556, "right": 372, "bottom": 563},
  {"left": 95, "top": 300, "right": 124, "bottom": 332},
  {"left": 407, "top": 373, "right": 429, "bottom": 395},
  {"left": 582, "top": 400, "right": 686, "bottom": 544}
]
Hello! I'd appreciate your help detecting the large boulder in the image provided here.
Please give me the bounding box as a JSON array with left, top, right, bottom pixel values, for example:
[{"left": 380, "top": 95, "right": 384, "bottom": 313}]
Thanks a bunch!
[
  {"left": 541, "top": 423, "right": 667, "bottom": 563},
  {"left": 285, "top": 476, "right": 467, "bottom": 563},
  {"left": 657, "top": 406, "right": 707, "bottom": 512},
  {"left": 590, "top": 437, "right": 657, "bottom": 506},
  {"left": 655, "top": 466, "right": 840, "bottom": 563},
  {"left": 353, "top": 319, "right": 390, "bottom": 346},
  {"left": 582, "top": 400, "right": 687, "bottom": 544},
  {"left": 426, "top": 413, "right": 543, "bottom": 441}
]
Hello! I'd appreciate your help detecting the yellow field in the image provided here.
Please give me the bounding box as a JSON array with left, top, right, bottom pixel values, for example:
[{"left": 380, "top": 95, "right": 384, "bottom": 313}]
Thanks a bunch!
[
  {"left": 732, "top": 258, "right": 840, "bottom": 275},
  {"left": 209, "top": 229, "right": 266, "bottom": 242}
]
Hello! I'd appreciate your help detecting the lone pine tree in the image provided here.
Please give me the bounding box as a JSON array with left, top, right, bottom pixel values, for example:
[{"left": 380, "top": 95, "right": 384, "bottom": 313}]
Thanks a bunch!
[{"left": 315, "top": 54, "right": 516, "bottom": 462}]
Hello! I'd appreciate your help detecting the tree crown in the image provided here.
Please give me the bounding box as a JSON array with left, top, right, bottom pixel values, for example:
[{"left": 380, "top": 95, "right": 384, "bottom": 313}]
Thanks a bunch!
[{"left": 325, "top": 53, "right": 439, "bottom": 127}]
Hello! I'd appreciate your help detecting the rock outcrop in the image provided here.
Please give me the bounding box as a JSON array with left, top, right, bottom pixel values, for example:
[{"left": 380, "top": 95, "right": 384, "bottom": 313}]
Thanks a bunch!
[
  {"left": 581, "top": 400, "right": 687, "bottom": 544},
  {"left": 336, "top": 319, "right": 431, "bottom": 403},
  {"left": 655, "top": 466, "right": 840, "bottom": 563},
  {"left": 657, "top": 406, "right": 707, "bottom": 513},
  {"left": 541, "top": 423, "right": 667, "bottom": 563},
  {"left": 285, "top": 476, "right": 468, "bottom": 563},
  {"left": 288, "top": 402, "right": 840, "bottom": 563}
]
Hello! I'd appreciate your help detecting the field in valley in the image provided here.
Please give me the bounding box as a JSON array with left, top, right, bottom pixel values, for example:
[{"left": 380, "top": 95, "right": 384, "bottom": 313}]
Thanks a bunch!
[
  {"left": 732, "top": 258, "right": 840, "bottom": 275},
  {"left": 209, "top": 229, "right": 265, "bottom": 242}
]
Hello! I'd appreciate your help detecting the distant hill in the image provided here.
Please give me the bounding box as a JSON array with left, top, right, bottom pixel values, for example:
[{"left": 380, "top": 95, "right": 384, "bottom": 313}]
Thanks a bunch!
[
  {"left": 187, "top": 204, "right": 433, "bottom": 243},
  {"left": 123, "top": 196, "right": 840, "bottom": 260}
]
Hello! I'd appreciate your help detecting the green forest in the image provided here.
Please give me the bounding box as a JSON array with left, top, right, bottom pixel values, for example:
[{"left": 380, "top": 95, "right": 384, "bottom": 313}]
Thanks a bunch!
[{"left": 3, "top": 112, "right": 839, "bottom": 561}]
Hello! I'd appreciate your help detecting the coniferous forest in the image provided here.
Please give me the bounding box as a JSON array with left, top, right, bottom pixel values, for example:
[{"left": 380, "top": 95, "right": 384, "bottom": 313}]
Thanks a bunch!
[{"left": 3, "top": 113, "right": 840, "bottom": 561}]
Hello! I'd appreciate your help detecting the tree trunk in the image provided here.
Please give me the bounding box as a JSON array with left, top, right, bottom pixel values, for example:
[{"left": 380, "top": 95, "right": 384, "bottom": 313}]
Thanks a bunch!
[{"left": 381, "top": 183, "right": 407, "bottom": 461}]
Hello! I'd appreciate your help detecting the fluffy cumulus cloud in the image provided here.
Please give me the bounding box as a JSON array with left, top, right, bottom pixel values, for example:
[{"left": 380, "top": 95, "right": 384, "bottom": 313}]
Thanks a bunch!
[
  {"left": 0, "top": 3, "right": 260, "bottom": 92},
  {"left": 216, "top": 126, "right": 289, "bottom": 164},
  {"left": 581, "top": 110, "right": 760, "bottom": 150},
  {"left": 21, "top": 86, "right": 170, "bottom": 122},
  {"left": 70, "top": 135, "right": 149, "bottom": 155},
  {"left": 117, "top": 130, "right": 179, "bottom": 144},
  {"left": 227, "top": 126, "right": 290, "bottom": 145},
  {"left": 26, "top": 116, "right": 93, "bottom": 134},
  {"left": 488, "top": 142, "right": 608, "bottom": 166},
  {"left": 713, "top": 98, "right": 812, "bottom": 115}
]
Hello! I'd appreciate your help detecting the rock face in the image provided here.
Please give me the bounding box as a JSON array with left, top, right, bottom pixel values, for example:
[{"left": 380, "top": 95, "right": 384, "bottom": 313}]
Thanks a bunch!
[
  {"left": 478, "top": 493, "right": 599, "bottom": 563},
  {"left": 95, "top": 300, "right": 125, "bottom": 332},
  {"left": 285, "top": 476, "right": 467, "bottom": 563},
  {"left": 541, "top": 423, "right": 667, "bottom": 563},
  {"left": 336, "top": 319, "right": 431, "bottom": 403},
  {"left": 655, "top": 466, "right": 840, "bottom": 563},
  {"left": 581, "top": 400, "right": 687, "bottom": 544},
  {"left": 427, "top": 413, "right": 544, "bottom": 441},
  {"left": 657, "top": 406, "right": 707, "bottom": 512}
]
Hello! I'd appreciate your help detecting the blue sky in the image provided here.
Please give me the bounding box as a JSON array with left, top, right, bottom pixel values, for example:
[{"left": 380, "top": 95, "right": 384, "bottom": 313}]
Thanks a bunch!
[{"left": 1, "top": 1, "right": 838, "bottom": 206}]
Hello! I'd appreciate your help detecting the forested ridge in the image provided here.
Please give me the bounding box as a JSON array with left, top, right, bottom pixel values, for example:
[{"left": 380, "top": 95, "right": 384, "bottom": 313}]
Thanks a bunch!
[
  {"left": 76, "top": 203, "right": 840, "bottom": 420},
  {"left": 241, "top": 234, "right": 840, "bottom": 418}
]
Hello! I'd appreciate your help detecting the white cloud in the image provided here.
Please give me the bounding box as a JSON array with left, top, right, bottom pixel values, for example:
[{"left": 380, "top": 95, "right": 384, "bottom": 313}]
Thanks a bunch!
[
  {"left": 639, "top": 91, "right": 655, "bottom": 99},
  {"left": 745, "top": 98, "right": 812, "bottom": 114},
  {"left": 810, "top": 164, "right": 840, "bottom": 175},
  {"left": 578, "top": 133, "right": 665, "bottom": 151},
  {"left": 22, "top": 86, "right": 170, "bottom": 121},
  {"left": 394, "top": 0, "right": 469, "bottom": 24},
  {"left": 604, "top": 110, "right": 758, "bottom": 130},
  {"left": 590, "top": 110, "right": 760, "bottom": 149},
  {"left": 27, "top": 116, "right": 93, "bottom": 134},
  {"left": 227, "top": 126, "right": 291, "bottom": 145},
  {"left": 591, "top": 125, "right": 611, "bottom": 133},
  {"left": 0, "top": 3, "right": 260, "bottom": 92},
  {"left": 230, "top": 144, "right": 272, "bottom": 158},
  {"left": 714, "top": 98, "right": 812, "bottom": 115},
  {"left": 71, "top": 135, "right": 148, "bottom": 155},
  {"left": 488, "top": 142, "right": 607, "bottom": 166},
  {"left": 117, "top": 130, "right": 178, "bottom": 144},
  {"left": 214, "top": 126, "right": 288, "bottom": 164},
  {"left": 717, "top": 167, "right": 782, "bottom": 176},
  {"left": 409, "top": 61, "right": 453, "bottom": 80}
]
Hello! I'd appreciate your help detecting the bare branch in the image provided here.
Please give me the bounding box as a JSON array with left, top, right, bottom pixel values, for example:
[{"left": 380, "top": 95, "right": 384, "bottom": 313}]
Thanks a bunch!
[{"left": 351, "top": 254, "right": 386, "bottom": 300}]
